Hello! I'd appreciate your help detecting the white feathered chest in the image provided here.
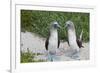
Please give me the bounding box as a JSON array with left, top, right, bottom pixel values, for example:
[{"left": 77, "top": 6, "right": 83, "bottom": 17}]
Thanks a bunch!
[
  {"left": 48, "top": 29, "right": 58, "bottom": 51},
  {"left": 68, "top": 29, "right": 79, "bottom": 50}
]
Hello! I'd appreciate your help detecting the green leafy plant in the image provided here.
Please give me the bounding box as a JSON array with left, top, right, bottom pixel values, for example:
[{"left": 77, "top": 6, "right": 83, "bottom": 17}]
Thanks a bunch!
[
  {"left": 21, "top": 10, "right": 89, "bottom": 42},
  {"left": 21, "top": 49, "right": 46, "bottom": 63}
]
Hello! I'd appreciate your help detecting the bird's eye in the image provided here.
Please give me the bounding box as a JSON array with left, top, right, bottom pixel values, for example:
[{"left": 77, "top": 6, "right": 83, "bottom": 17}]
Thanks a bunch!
[
  {"left": 54, "top": 24, "right": 57, "bottom": 28},
  {"left": 67, "top": 24, "right": 70, "bottom": 26}
]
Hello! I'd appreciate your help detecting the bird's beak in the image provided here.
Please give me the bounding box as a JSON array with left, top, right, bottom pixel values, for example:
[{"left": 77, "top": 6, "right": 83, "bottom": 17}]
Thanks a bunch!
[
  {"left": 65, "top": 23, "right": 70, "bottom": 28},
  {"left": 64, "top": 24, "right": 68, "bottom": 28},
  {"left": 57, "top": 24, "right": 61, "bottom": 29}
]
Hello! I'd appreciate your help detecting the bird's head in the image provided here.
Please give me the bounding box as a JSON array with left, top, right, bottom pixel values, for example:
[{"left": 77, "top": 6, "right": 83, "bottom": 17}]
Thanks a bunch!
[
  {"left": 51, "top": 21, "right": 61, "bottom": 29},
  {"left": 65, "top": 20, "right": 75, "bottom": 30}
]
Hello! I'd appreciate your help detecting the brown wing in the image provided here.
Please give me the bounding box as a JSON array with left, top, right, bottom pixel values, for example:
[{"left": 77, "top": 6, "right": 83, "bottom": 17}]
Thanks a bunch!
[
  {"left": 45, "top": 37, "right": 49, "bottom": 51},
  {"left": 45, "top": 31, "right": 50, "bottom": 51},
  {"left": 76, "top": 30, "right": 84, "bottom": 48},
  {"left": 76, "top": 39, "right": 84, "bottom": 48},
  {"left": 58, "top": 39, "right": 60, "bottom": 48}
]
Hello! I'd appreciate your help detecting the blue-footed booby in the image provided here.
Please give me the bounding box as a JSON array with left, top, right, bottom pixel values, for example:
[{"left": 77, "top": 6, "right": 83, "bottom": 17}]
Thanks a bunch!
[
  {"left": 65, "top": 20, "right": 83, "bottom": 60},
  {"left": 45, "top": 21, "right": 61, "bottom": 61}
]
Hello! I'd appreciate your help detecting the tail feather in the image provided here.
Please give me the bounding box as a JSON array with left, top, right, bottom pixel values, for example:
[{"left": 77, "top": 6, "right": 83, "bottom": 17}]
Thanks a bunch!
[
  {"left": 79, "top": 30, "right": 83, "bottom": 41},
  {"left": 76, "top": 30, "right": 84, "bottom": 48}
]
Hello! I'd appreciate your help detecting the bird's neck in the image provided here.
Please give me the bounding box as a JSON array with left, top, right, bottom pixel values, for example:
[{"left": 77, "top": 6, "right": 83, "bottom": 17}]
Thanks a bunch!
[{"left": 50, "top": 29, "right": 58, "bottom": 38}]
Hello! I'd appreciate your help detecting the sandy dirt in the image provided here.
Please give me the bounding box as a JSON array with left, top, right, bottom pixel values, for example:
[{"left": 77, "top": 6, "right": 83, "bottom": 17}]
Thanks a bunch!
[{"left": 21, "top": 31, "right": 89, "bottom": 61}]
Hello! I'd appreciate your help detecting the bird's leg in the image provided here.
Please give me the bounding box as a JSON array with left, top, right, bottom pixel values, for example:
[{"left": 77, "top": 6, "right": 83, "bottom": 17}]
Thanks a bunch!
[
  {"left": 50, "top": 53, "right": 53, "bottom": 62},
  {"left": 47, "top": 51, "right": 53, "bottom": 62},
  {"left": 71, "top": 50, "right": 80, "bottom": 60},
  {"left": 51, "top": 57, "right": 53, "bottom": 62}
]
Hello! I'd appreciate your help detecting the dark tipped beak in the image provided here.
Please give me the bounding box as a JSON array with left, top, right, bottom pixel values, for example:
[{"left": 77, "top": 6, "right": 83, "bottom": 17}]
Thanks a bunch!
[
  {"left": 65, "top": 24, "right": 68, "bottom": 28},
  {"left": 57, "top": 25, "right": 61, "bottom": 28},
  {"left": 65, "top": 23, "right": 70, "bottom": 28}
]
